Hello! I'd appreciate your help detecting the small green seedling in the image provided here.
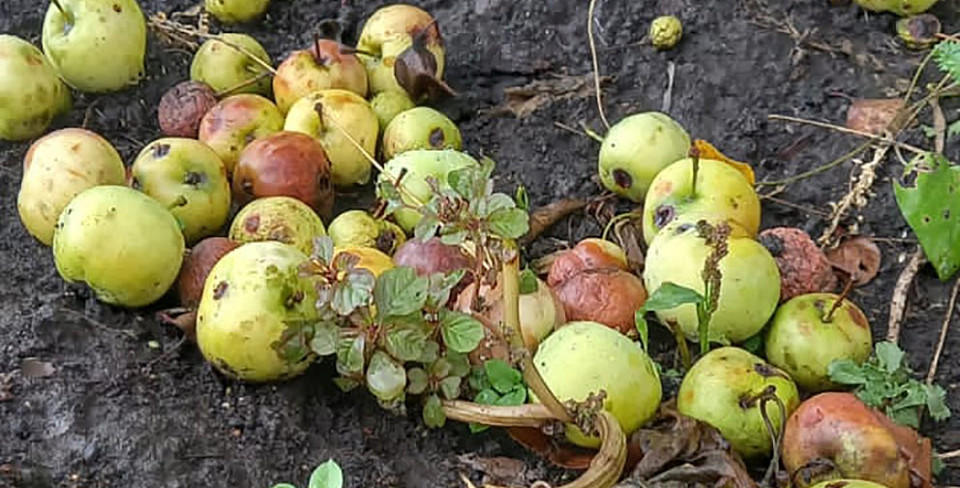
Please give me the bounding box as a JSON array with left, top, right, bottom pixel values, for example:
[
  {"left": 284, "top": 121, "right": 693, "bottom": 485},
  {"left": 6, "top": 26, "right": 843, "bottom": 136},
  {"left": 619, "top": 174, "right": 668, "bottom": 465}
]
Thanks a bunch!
[
  {"left": 272, "top": 459, "right": 343, "bottom": 488},
  {"left": 468, "top": 359, "right": 527, "bottom": 433}
]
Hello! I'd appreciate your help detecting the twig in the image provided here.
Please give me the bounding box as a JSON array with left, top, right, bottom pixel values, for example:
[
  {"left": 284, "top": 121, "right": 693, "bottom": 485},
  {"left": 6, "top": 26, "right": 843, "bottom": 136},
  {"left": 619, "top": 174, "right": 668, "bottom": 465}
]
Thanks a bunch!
[
  {"left": 757, "top": 142, "right": 870, "bottom": 187},
  {"left": 818, "top": 144, "right": 889, "bottom": 245},
  {"left": 759, "top": 193, "right": 832, "bottom": 217},
  {"left": 926, "top": 278, "right": 960, "bottom": 384},
  {"left": 587, "top": 0, "right": 610, "bottom": 130},
  {"left": 59, "top": 308, "right": 138, "bottom": 339},
  {"left": 937, "top": 449, "right": 960, "bottom": 460},
  {"left": 578, "top": 121, "right": 605, "bottom": 143},
  {"left": 767, "top": 114, "right": 926, "bottom": 155},
  {"left": 662, "top": 61, "right": 676, "bottom": 113},
  {"left": 887, "top": 248, "right": 927, "bottom": 344},
  {"left": 930, "top": 96, "right": 947, "bottom": 154},
  {"left": 553, "top": 121, "right": 592, "bottom": 140},
  {"left": 147, "top": 15, "right": 277, "bottom": 75},
  {"left": 214, "top": 71, "right": 271, "bottom": 97}
]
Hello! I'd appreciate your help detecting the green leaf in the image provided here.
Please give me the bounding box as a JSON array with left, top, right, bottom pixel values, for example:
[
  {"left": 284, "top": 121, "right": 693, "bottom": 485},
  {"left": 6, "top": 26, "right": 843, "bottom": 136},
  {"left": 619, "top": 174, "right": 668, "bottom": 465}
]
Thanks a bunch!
[
  {"left": 634, "top": 311, "right": 649, "bottom": 353},
  {"left": 374, "top": 267, "right": 428, "bottom": 318},
  {"left": 440, "top": 376, "right": 462, "bottom": 400},
  {"left": 515, "top": 184, "right": 530, "bottom": 211},
  {"left": 741, "top": 333, "right": 764, "bottom": 355},
  {"left": 894, "top": 153, "right": 960, "bottom": 281},
  {"left": 925, "top": 384, "right": 952, "bottom": 421},
  {"left": 423, "top": 394, "right": 446, "bottom": 428},
  {"left": 413, "top": 214, "right": 440, "bottom": 241},
  {"left": 430, "top": 357, "right": 452, "bottom": 378},
  {"left": 468, "top": 366, "right": 491, "bottom": 391},
  {"left": 888, "top": 407, "right": 920, "bottom": 429},
  {"left": 419, "top": 340, "right": 440, "bottom": 364},
  {"left": 827, "top": 359, "right": 867, "bottom": 385},
  {"left": 440, "top": 229, "right": 468, "bottom": 246},
  {"left": 483, "top": 193, "right": 516, "bottom": 217},
  {"left": 331, "top": 269, "right": 375, "bottom": 316},
  {"left": 273, "top": 321, "right": 312, "bottom": 363},
  {"left": 308, "top": 459, "right": 343, "bottom": 488},
  {"left": 440, "top": 310, "right": 485, "bottom": 353},
  {"left": 366, "top": 351, "right": 407, "bottom": 401},
  {"left": 407, "top": 368, "right": 429, "bottom": 395},
  {"left": 495, "top": 385, "right": 527, "bottom": 406},
  {"left": 474, "top": 388, "right": 500, "bottom": 405},
  {"left": 310, "top": 322, "right": 340, "bottom": 356},
  {"left": 447, "top": 351, "right": 471, "bottom": 378},
  {"left": 875, "top": 341, "right": 905, "bottom": 373},
  {"left": 426, "top": 270, "right": 466, "bottom": 310},
  {"left": 643, "top": 282, "right": 704, "bottom": 312},
  {"left": 312, "top": 236, "right": 335, "bottom": 264},
  {"left": 933, "top": 40, "right": 960, "bottom": 80},
  {"left": 484, "top": 359, "right": 522, "bottom": 395},
  {"left": 333, "top": 377, "right": 359, "bottom": 392},
  {"left": 336, "top": 336, "right": 365, "bottom": 376},
  {"left": 487, "top": 207, "right": 529, "bottom": 239},
  {"left": 385, "top": 325, "right": 428, "bottom": 362},
  {"left": 519, "top": 269, "right": 539, "bottom": 295},
  {"left": 448, "top": 165, "right": 483, "bottom": 200}
]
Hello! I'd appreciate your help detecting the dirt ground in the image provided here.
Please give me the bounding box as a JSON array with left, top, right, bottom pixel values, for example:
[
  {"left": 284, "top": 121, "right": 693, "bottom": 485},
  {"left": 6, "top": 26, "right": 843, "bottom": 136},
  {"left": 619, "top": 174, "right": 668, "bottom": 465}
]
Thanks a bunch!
[{"left": 2, "top": 0, "right": 960, "bottom": 486}]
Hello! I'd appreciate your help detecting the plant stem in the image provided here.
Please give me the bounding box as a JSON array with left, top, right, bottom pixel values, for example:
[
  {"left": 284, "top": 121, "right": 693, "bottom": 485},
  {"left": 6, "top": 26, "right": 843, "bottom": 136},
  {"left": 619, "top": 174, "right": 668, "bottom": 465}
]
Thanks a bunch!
[
  {"left": 823, "top": 278, "right": 854, "bottom": 323},
  {"left": 50, "top": 0, "right": 66, "bottom": 16},
  {"left": 673, "top": 324, "right": 692, "bottom": 370},
  {"left": 690, "top": 145, "right": 701, "bottom": 197},
  {"left": 522, "top": 356, "right": 573, "bottom": 423},
  {"left": 501, "top": 240, "right": 525, "bottom": 350},
  {"left": 758, "top": 387, "right": 787, "bottom": 488},
  {"left": 587, "top": 0, "right": 610, "bottom": 130}
]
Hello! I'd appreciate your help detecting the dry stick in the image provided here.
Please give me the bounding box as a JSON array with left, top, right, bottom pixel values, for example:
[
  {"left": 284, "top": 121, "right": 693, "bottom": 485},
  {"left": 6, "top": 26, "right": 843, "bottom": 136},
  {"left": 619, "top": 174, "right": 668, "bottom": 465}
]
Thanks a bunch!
[
  {"left": 587, "top": 0, "right": 610, "bottom": 130},
  {"left": 50, "top": 0, "right": 66, "bottom": 16},
  {"left": 767, "top": 114, "right": 926, "bottom": 155},
  {"left": 818, "top": 144, "right": 889, "bottom": 245},
  {"left": 148, "top": 17, "right": 277, "bottom": 75},
  {"left": 931, "top": 96, "right": 947, "bottom": 154},
  {"left": 759, "top": 193, "right": 832, "bottom": 217},
  {"left": 937, "top": 449, "right": 960, "bottom": 460},
  {"left": 214, "top": 71, "right": 271, "bottom": 97},
  {"left": 887, "top": 248, "right": 927, "bottom": 344},
  {"left": 926, "top": 278, "right": 960, "bottom": 384},
  {"left": 757, "top": 142, "right": 870, "bottom": 187}
]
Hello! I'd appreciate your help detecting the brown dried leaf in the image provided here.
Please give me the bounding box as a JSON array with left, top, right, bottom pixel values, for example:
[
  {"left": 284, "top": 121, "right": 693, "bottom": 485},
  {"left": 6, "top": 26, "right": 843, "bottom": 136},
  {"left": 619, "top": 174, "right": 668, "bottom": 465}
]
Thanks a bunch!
[
  {"left": 846, "top": 98, "right": 905, "bottom": 136},
  {"left": 491, "top": 74, "right": 612, "bottom": 118},
  {"left": 520, "top": 199, "right": 588, "bottom": 247},
  {"left": 458, "top": 454, "right": 541, "bottom": 487},
  {"left": 825, "top": 235, "right": 881, "bottom": 286},
  {"left": 507, "top": 426, "right": 595, "bottom": 470}
]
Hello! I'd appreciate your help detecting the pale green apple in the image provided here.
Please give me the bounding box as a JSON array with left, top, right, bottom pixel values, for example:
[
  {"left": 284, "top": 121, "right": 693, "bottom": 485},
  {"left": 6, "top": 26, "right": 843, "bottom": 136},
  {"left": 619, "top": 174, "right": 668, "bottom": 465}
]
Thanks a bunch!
[
  {"left": 327, "top": 209, "right": 406, "bottom": 255},
  {"left": 598, "top": 112, "right": 691, "bottom": 202},
  {"left": 370, "top": 90, "right": 415, "bottom": 131},
  {"left": 356, "top": 4, "right": 445, "bottom": 95},
  {"left": 0, "top": 35, "right": 71, "bottom": 141},
  {"left": 382, "top": 106, "right": 461, "bottom": 161},
  {"left": 228, "top": 196, "right": 326, "bottom": 255},
  {"left": 190, "top": 33, "right": 272, "bottom": 97},
  {"left": 204, "top": 0, "right": 270, "bottom": 24}
]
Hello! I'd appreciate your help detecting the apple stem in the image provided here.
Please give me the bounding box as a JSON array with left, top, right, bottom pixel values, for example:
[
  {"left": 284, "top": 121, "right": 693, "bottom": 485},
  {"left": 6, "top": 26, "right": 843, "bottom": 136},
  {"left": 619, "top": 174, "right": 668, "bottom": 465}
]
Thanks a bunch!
[
  {"left": 672, "top": 324, "right": 692, "bottom": 370},
  {"left": 690, "top": 145, "right": 701, "bottom": 197},
  {"left": 823, "top": 278, "right": 855, "bottom": 323},
  {"left": 50, "top": 0, "right": 66, "bottom": 15}
]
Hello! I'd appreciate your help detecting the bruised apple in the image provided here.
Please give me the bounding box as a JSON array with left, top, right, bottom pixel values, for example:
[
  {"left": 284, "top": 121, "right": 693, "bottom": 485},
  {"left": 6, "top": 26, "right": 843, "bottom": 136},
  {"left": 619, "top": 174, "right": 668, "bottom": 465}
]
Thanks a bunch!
[
  {"left": 356, "top": 4, "right": 445, "bottom": 96},
  {"left": 381, "top": 106, "right": 461, "bottom": 161},
  {"left": 393, "top": 237, "right": 472, "bottom": 277},
  {"left": 327, "top": 210, "right": 406, "bottom": 255},
  {"left": 642, "top": 158, "right": 760, "bottom": 244},
  {"left": 232, "top": 131, "right": 335, "bottom": 221},
  {"left": 228, "top": 196, "right": 326, "bottom": 255},
  {"left": 598, "top": 112, "right": 691, "bottom": 202},
  {"left": 283, "top": 89, "right": 379, "bottom": 187},
  {"left": 177, "top": 237, "right": 240, "bottom": 309},
  {"left": 377, "top": 149, "right": 479, "bottom": 232},
  {"left": 273, "top": 39, "right": 368, "bottom": 114},
  {"left": 547, "top": 238, "right": 628, "bottom": 287},
  {"left": 553, "top": 268, "right": 647, "bottom": 336},
  {"left": 190, "top": 33, "right": 272, "bottom": 97},
  {"left": 198, "top": 94, "right": 284, "bottom": 174},
  {"left": 131, "top": 138, "right": 232, "bottom": 244}
]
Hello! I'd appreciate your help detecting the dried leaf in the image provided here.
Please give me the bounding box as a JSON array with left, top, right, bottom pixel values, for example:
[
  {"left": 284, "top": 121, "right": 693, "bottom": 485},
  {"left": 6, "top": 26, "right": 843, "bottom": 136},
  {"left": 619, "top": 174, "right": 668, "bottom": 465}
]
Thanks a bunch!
[
  {"left": 457, "top": 454, "right": 540, "bottom": 487},
  {"left": 491, "top": 74, "right": 611, "bottom": 118},
  {"left": 846, "top": 98, "right": 905, "bottom": 136},
  {"left": 519, "top": 198, "right": 587, "bottom": 246},
  {"left": 825, "top": 235, "right": 881, "bottom": 286},
  {"left": 506, "top": 426, "right": 595, "bottom": 470},
  {"left": 20, "top": 358, "right": 55, "bottom": 379},
  {"left": 692, "top": 140, "right": 755, "bottom": 185}
]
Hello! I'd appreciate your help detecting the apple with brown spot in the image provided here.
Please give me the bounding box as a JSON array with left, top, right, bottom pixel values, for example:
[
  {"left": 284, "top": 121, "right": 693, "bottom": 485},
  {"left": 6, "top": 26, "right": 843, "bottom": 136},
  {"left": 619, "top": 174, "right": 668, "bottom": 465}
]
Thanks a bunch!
[
  {"left": 273, "top": 39, "right": 368, "bottom": 114},
  {"left": 198, "top": 94, "right": 284, "bottom": 174}
]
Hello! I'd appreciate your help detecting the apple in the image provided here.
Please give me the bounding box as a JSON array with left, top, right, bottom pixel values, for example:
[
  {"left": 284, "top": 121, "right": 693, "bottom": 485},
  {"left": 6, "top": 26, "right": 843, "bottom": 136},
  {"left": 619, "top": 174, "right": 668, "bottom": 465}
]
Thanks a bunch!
[
  {"left": 642, "top": 157, "right": 760, "bottom": 244},
  {"left": 454, "top": 274, "right": 565, "bottom": 349},
  {"left": 190, "top": 33, "right": 272, "bottom": 97},
  {"left": 643, "top": 219, "right": 780, "bottom": 343},
  {"left": 131, "top": 138, "right": 232, "bottom": 244},
  {"left": 547, "top": 238, "right": 629, "bottom": 287},
  {"left": 273, "top": 39, "right": 368, "bottom": 114},
  {"left": 381, "top": 106, "right": 462, "bottom": 161},
  {"left": 42, "top": 0, "right": 146, "bottom": 92},
  {"left": 598, "top": 112, "right": 691, "bottom": 202},
  {"left": 553, "top": 268, "right": 648, "bottom": 336},
  {"left": 393, "top": 237, "right": 473, "bottom": 277},
  {"left": 356, "top": 4, "right": 445, "bottom": 96},
  {"left": 283, "top": 89, "right": 379, "bottom": 187},
  {"left": 370, "top": 90, "right": 415, "bottom": 132},
  {"left": 765, "top": 293, "right": 873, "bottom": 392},
  {"left": 17, "top": 128, "right": 125, "bottom": 245},
  {"left": 204, "top": 0, "right": 270, "bottom": 24},
  {"left": 377, "top": 149, "right": 479, "bottom": 233},
  {"left": 327, "top": 209, "right": 406, "bottom": 255},
  {"left": 678, "top": 347, "right": 800, "bottom": 458},
  {"left": 198, "top": 94, "right": 284, "bottom": 174},
  {"left": 0, "top": 35, "right": 71, "bottom": 141},
  {"left": 232, "top": 131, "right": 335, "bottom": 221},
  {"left": 228, "top": 196, "right": 326, "bottom": 255},
  {"left": 158, "top": 81, "right": 219, "bottom": 138},
  {"left": 177, "top": 237, "right": 240, "bottom": 310},
  {"left": 758, "top": 227, "right": 838, "bottom": 302}
]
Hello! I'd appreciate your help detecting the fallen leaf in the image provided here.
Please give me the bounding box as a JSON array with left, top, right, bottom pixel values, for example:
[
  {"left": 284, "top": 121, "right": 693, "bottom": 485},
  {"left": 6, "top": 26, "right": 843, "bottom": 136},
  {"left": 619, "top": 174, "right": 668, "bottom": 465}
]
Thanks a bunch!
[
  {"left": 893, "top": 153, "right": 960, "bottom": 281},
  {"left": 506, "top": 426, "right": 595, "bottom": 470},
  {"left": 0, "top": 372, "right": 14, "bottom": 401},
  {"left": 692, "top": 140, "right": 755, "bottom": 185},
  {"left": 520, "top": 199, "right": 588, "bottom": 246},
  {"left": 846, "top": 98, "right": 905, "bottom": 136},
  {"left": 825, "top": 235, "right": 882, "bottom": 286},
  {"left": 20, "top": 358, "right": 55, "bottom": 378},
  {"left": 490, "top": 74, "right": 611, "bottom": 118},
  {"left": 457, "top": 454, "right": 540, "bottom": 487}
]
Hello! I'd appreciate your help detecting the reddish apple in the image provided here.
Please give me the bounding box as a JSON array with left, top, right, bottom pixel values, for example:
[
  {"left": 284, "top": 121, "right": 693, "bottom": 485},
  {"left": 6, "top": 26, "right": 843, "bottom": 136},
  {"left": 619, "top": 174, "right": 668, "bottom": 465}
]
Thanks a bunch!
[
  {"left": 273, "top": 39, "right": 368, "bottom": 114},
  {"left": 198, "top": 94, "right": 284, "bottom": 174}
]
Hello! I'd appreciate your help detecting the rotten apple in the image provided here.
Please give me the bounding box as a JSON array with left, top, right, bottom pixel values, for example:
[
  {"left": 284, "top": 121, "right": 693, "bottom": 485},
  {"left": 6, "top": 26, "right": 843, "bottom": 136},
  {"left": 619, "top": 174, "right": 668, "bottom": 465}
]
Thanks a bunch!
[
  {"left": 356, "top": 4, "right": 446, "bottom": 96},
  {"left": 177, "top": 237, "right": 240, "bottom": 309},
  {"left": 228, "top": 196, "right": 326, "bottom": 255},
  {"left": 393, "top": 237, "right": 473, "bottom": 277},
  {"left": 273, "top": 39, "right": 368, "bottom": 114},
  {"left": 381, "top": 106, "right": 462, "bottom": 161},
  {"left": 547, "top": 238, "right": 629, "bottom": 287},
  {"left": 158, "top": 81, "right": 219, "bottom": 138},
  {"left": 553, "top": 268, "right": 647, "bottom": 336},
  {"left": 198, "top": 93, "right": 284, "bottom": 174}
]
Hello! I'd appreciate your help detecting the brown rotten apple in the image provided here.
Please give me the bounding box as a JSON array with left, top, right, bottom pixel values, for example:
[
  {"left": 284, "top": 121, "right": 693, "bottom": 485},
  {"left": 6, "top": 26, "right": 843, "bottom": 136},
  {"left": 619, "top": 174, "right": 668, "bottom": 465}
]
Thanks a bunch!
[
  {"left": 198, "top": 94, "right": 284, "bottom": 174},
  {"left": 273, "top": 39, "right": 368, "bottom": 114},
  {"left": 232, "top": 131, "right": 335, "bottom": 221},
  {"left": 553, "top": 268, "right": 647, "bottom": 336},
  {"left": 177, "top": 237, "right": 240, "bottom": 310},
  {"left": 158, "top": 81, "right": 219, "bottom": 138},
  {"left": 547, "top": 238, "right": 628, "bottom": 287}
]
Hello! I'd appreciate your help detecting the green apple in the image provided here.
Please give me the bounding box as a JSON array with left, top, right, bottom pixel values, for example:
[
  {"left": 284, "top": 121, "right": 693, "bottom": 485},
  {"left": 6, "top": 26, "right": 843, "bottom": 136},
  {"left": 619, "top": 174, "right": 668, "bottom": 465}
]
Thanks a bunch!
[
  {"left": 678, "top": 347, "right": 800, "bottom": 458},
  {"left": 377, "top": 149, "right": 479, "bottom": 233},
  {"left": 190, "top": 33, "right": 272, "bottom": 97},
  {"left": 642, "top": 157, "right": 760, "bottom": 244},
  {"left": 228, "top": 196, "right": 326, "bottom": 255},
  {"left": 204, "top": 0, "right": 270, "bottom": 24},
  {"left": 765, "top": 293, "right": 873, "bottom": 392},
  {"left": 643, "top": 219, "right": 780, "bottom": 343},
  {"left": 854, "top": 0, "right": 938, "bottom": 15},
  {"left": 0, "top": 35, "right": 71, "bottom": 141},
  {"left": 370, "top": 90, "right": 415, "bottom": 131},
  {"left": 273, "top": 39, "right": 368, "bottom": 114},
  {"left": 53, "top": 185, "right": 185, "bottom": 308},
  {"left": 283, "top": 89, "right": 379, "bottom": 187},
  {"left": 327, "top": 209, "right": 406, "bottom": 255},
  {"left": 531, "top": 321, "right": 662, "bottom": 448},
  {"left": 17, "top": 128, "right": 125, "bottom": 245},
  {"left": 356, "top": 4, "right": 445, "bottom": 95},
  {"left": 131, "top": 138, "right": 232, "bottom": 245},
  {"left": 598, "top": 112, "right": 691, "bottom": 202},
  {"left": 382, "top": 106, "right": 461, "bottom": 161},
  {"left": 198, "top": 94, "right": 284, "bottom": 174},
  {"left": 42, "top": 0, "right": 146, "bottom": 93}
]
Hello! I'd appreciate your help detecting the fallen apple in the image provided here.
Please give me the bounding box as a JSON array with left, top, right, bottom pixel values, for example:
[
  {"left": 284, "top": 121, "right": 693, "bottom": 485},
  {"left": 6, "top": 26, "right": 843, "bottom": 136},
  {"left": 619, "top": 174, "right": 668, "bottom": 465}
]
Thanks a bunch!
[
  {"left": 190, "top": 33, "right": 273, "bottom": 97},
  {"left": 599, "top": 112, "right": 691, "bottom": 202},
  {"left": 356, "top": 4, "right": 445, "bottom": 96},
  {"left": 643, "top": 219, "right": 780, "bottom": 343},
  {"left": 273, "top": 39, "right": 368, "bottom": 114},
  {"left": 809, "top": 481, "right": 890, "bottom": 488},
  {"left": 334, "top": 246, "right": 395, "bottom": 277},
  {"left": 546, "top": 238, "right": 629, "bottom": 287},
  {"left": 204, "top": 0, "right": 270, "bottom": 24},
  {"left": 370, "top": 90, "right": 416, "bottom": 132},
  {"left": 157, "top": 81, "right": 219, "bottom": 138},
  {"left": 232, "top": 131, "right": 335, "bottom": 221},
  {"left": 677, "top": 346, "right": 800, "bottom": 458},
  {"left": 228, "top": 196, "right": 326, "bottom": 255},
  {"left": 327, "top": 210, "right": 407, "bottom": 255},
  {"left": 198, "top": 93, "right": 284, "bottom": 174},
  {"left": 53, "top": 185, "right": 185, "bottom": 308},
  {"left": 766, "top": 293, "right": 873, "bottom": 392},
  {"left": 553, "top": 268, "right": 647, "bottom": 336},
  {"left": 377, "top": 149, "right": 479, "bottom": 232},
  {"left": 454, "top": 275, "right": 565, "bottom": 348},
  {"left": 531, "top": 321, "right": 662, "bottom": 448},
  {"left": 382, "top": 106, "right": 462, "bottom": 161},
  {"left": 196, "top": 240, "right": 318, "bottom": 382},
  {"left": 131, "top": 138, "right": 232, "bottom": 244},
  {"left": 177, "top": 237, "right": 240, "bottom": 309},
  {"left": 0, "top": 35, "right": 71, "bottom": 141},
  {"left": 853, "top": 0, "right": 938, "bottom": 16},
  {"left": 42, "top": 0, "right": 146, "bottom": 92},
  {"left": 17, "top": 128, "right": 125, "bottom": 246},
  {"left": 642, "top": 157, "right": 760, "bottom": 244},
  {"left": 393, "top": 237, "right": 473, "bottom": 277},
  {"left": 758, "top": 227, "right": 838, "bottom": 302}
]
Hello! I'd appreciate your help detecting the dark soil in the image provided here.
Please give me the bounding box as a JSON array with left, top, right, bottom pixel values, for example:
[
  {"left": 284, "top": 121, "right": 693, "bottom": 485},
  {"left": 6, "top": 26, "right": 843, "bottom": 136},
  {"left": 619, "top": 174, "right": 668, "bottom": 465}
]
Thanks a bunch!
[{"left": 2, "top": 0, "right": 959, "bottom": 486}]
